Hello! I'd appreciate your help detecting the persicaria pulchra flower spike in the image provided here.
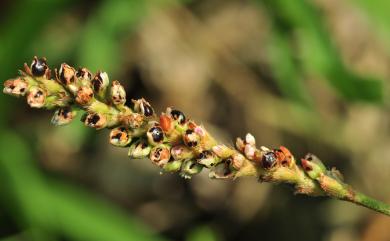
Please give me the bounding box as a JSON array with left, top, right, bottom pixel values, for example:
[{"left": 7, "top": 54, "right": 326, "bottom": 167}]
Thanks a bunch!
[{"left": 3, "top": 56, "right": 390, "bottom": 216}]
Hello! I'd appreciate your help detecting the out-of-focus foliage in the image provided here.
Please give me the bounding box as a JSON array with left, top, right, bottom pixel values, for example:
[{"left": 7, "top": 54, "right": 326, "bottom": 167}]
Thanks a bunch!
[{"left": 1, "top": 0, "right": 390, "bottom": 241}]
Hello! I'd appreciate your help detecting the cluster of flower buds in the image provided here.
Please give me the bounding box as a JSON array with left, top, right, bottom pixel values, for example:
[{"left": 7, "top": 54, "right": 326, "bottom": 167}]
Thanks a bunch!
[{"left": 7, "top": 57, "right": 389, "bottom": 216}]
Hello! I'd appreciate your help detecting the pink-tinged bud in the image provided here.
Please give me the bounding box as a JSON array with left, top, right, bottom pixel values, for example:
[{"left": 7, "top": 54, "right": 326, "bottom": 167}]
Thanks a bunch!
[
  {"left": 183, "top": 129, "right": 200, "bottom": 148},
  {"left": 75, "top": 86, "right": 94, "bottom": 105},
  {"left": 58, "top": 63, "right": 76, "bottom": 85},
  {"left": 171, "top": 145, "right": 194, "bottom": 160},
  {"left": 245, "top": 133, "right": 256, "bottom": 146},
  {"left": 27, "top": 87, "right": 46, "bottom": 108},
  {"left": 128, "top": 139, "right": 151, "bottom": 158},
  {"left": 150, "top": 145, "right": 171, "bottom": 167},
  {"left": 212, "top": 144, "right": 235, "bottom": 159},
  {"left": 91, "top": 71, "right": 109, "bottom": 97},
  {"left": 132, "top": 98, "right": 154, "bottom": 117},
  {"left": 235, "top": 137, "right": 245, "bottom": 152},
  {"left": 244, "top": 144, "right": 256, "bottom": 160},
  {"left": 30, "top": 56, "right": 49, "bottom": 78},
  {"left": 76, "top": 67, "right": 92, "bottom": 81},
  {"left": 83, "top": 112, "right": 107, "bottom": 129},
  {"left": 109, "top": 127, "right": 132, "bottom": 147},
  {"left": 3, "top": 78, "right": 28, "bottom": 96},
  {"left": 51, "top": 107, "right": 77, "bottom": 126},
  {"left": 110, "top": 80, "right": 126, "bottom": 106},
  {"left": 231, "top": 153, "right": 245, "bottom": 170}
]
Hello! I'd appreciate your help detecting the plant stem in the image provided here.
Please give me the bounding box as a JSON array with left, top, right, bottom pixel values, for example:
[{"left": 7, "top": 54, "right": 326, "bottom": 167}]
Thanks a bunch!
[{"left": 351, "top": 192, "right": 390, "bottom": 216}]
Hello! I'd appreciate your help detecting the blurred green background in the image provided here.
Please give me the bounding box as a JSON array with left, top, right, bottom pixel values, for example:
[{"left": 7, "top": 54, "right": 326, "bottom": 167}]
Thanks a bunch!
[{"left": 1, "top": 0, "right": 390, "bottom": 241}]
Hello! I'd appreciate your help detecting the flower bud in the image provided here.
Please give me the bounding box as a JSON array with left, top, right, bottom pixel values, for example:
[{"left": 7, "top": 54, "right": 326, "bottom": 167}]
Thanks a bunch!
[
  {"left": 171, "top": 145, "right": 194, "bottom": 160},
  {"left": 58, "top": 63, "right": 76, "bottom": 85},
  {"left": 197, "top": 150, "right": 220, "bottom": 168},
  {"left": 51, "top": 107, "right": 77, "bottom": 126},
  {"left": 128, "top": 139, "right": 151, "bottom": 158},
  {"left": 27, "top": 87, "right": 46, "bottom": 108},
  {"left": 110, "top": 80, "right": 126, "bottom": 106},
  {"left": 235, "top": 137, "right": 245, "bottom": 152},
  {"left": 3, "top": 78, "right": 28, "bottom": 96},
  {"left": 212, "top": 144, "right": 235, "bottom": 159},
  {"left": 109, "top": 127, "right": 132, "bottom": 147},
  {"left": 91, "top": 71, "right": 109, "bottom": 98},
  {"left": 31, "top": 56, "right": 49, "bottom": 77},
  {"left": 231, "top": 153, "right": 245, "bottom": 170},
  {"left": 147, "top": 126, "right": 165, "bottom": 145},
  {"left": 301, "top": 153, "right": 326, "bottom": 179},
  {"left": 163, "top": 160, "right": 182, "bottom": 172},
  {"left": 133, "top": 98, "right": 154, "bottom": 117},
  {"left": 150, "top": 145, "right": 171, "bottom": 167},
  {"left": 245, "top": 133, "right": 256, "bottom": 146},
  {"left": 180, "top": 159, "right": 203, "bottom": 179},
  {"left": 76, "top": 67, "right": 92, "bottom": 81},
  {"left": 75, "top": 86, "right": 94, "bottom": 105},
  {"left": 83, "top": 112, "right": 107, "bottom": 129},
  {"left": 183, "top": 129, "right": 200, "bottom": 148}
]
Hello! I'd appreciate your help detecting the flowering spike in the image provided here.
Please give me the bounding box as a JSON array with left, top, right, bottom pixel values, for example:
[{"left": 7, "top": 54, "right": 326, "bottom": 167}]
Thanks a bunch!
[{"left": 3, "top": 56, "right": 390, "bottom": 217}]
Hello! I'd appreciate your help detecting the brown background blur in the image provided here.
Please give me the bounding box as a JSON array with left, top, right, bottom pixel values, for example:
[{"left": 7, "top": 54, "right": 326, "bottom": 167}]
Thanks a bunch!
[{"left": 0, "top": 0, "right": 390, "bottom": 241}]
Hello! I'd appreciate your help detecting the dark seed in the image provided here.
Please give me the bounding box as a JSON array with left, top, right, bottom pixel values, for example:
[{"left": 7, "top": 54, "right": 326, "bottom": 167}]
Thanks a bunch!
[
  {"left": 31, "top": 58, "right": 48, "bottom": 77},
  {"left": 149, "top": 127, "right": 164, "bottom": 143},
  {"left": 143, "top": 104, "right": 154, "bottom": 116},
  {"left": 88, "top": 114, "right": 100, "bottom": 125},
  {"left": 171, "top": 109, "right": 186, "bottom": 124},
  {"left": 262, "top": 152, "right": 277, "bottom": 169}
]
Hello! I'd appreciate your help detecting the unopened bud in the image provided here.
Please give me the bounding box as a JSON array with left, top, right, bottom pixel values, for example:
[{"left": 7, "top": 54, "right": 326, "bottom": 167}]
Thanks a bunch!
[
  {"left": 128, "top": 139, "right": 151, "bottom": 158},
  {"left": 163, "top": 160, "right": 182, "bottom": 172},
  {"left": 51, "top": 107, "right": 77, "bottom": 126},
  {"left": 27, "top": 87, "right": 46, "bottom": 108},
  {"left": 110, "top": 80, "right": 126, "bottom": 106},
  {"left": 231, "top": 153, "right": 245, "bottom": 170},
  {"left": 3, "top": 78, "right": 28, "bottom": 96},
  {"left": 109, "top": 127, "right": 132, "bottom": 147},
  {"left": 235, "top": 137, "right": 245, "bottom": 152},
  {"left": 212, "top": 144, "right": 235, "bottom": 159},
  {"left": 245, "top": 133, "right": 256, "bottom": 146}
]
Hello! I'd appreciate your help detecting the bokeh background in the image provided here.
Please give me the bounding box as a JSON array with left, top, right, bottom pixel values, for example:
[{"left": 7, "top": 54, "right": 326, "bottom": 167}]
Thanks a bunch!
[{"left": 1, "top": 0, "right": 390, "bottom": 241}]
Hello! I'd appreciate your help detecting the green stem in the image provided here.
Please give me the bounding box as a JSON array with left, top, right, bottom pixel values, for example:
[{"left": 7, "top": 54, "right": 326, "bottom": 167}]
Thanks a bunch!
[{"left": 349, "top": 192, "right": 390, "bottom": 216}]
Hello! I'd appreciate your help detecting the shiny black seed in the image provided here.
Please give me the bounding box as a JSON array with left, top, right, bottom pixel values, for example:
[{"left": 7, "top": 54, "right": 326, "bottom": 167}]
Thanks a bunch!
[
  {"left": 149, "top": 127, "right": 164, "bottom": 143},
  {"left": 171, "top": 109, "right": 186, "bottom": 124},
  {"left": 32, "top": 58, "right": 48, "bottom": 77},
  {"left": 143, "top": 103, "right": 154, "bottom": 116},
  {"left": 262, "top": 152, "right": 277, "bottom": 169}
]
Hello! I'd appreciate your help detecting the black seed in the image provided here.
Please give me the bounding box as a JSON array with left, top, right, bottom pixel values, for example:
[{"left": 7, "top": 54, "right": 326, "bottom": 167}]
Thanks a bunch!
[
  {"left": 171, "top": 109, "right": 186, "bottom": 124},
  {"left": 9, "top": 85, "right": 15, "bottom": 90},
  {"left": 32, "top": 58, "right": 48, "bottom": 77},
  {"left": 34, "top": 90, "right": 43, "bottom": 98},
  {"left": 143, "top": 103, "right": 154, "bottom": 116},
  {"left": 20, "top": 88, "right": 25, "bottom": 93},
  {"left": 149, "top": 127, "right": 164, "bottom": 142},
  {"left": 112, "top": 132, "right": 123, "bottom": 140},
  {"left": 262, "top": 152, "right": 277, "bottom": 169}
]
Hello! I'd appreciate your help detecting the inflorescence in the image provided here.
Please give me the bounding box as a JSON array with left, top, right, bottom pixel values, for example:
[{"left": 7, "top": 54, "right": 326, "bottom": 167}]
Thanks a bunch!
[{"left": 3, "top": 57, "right": 390, "bottom": 216}]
